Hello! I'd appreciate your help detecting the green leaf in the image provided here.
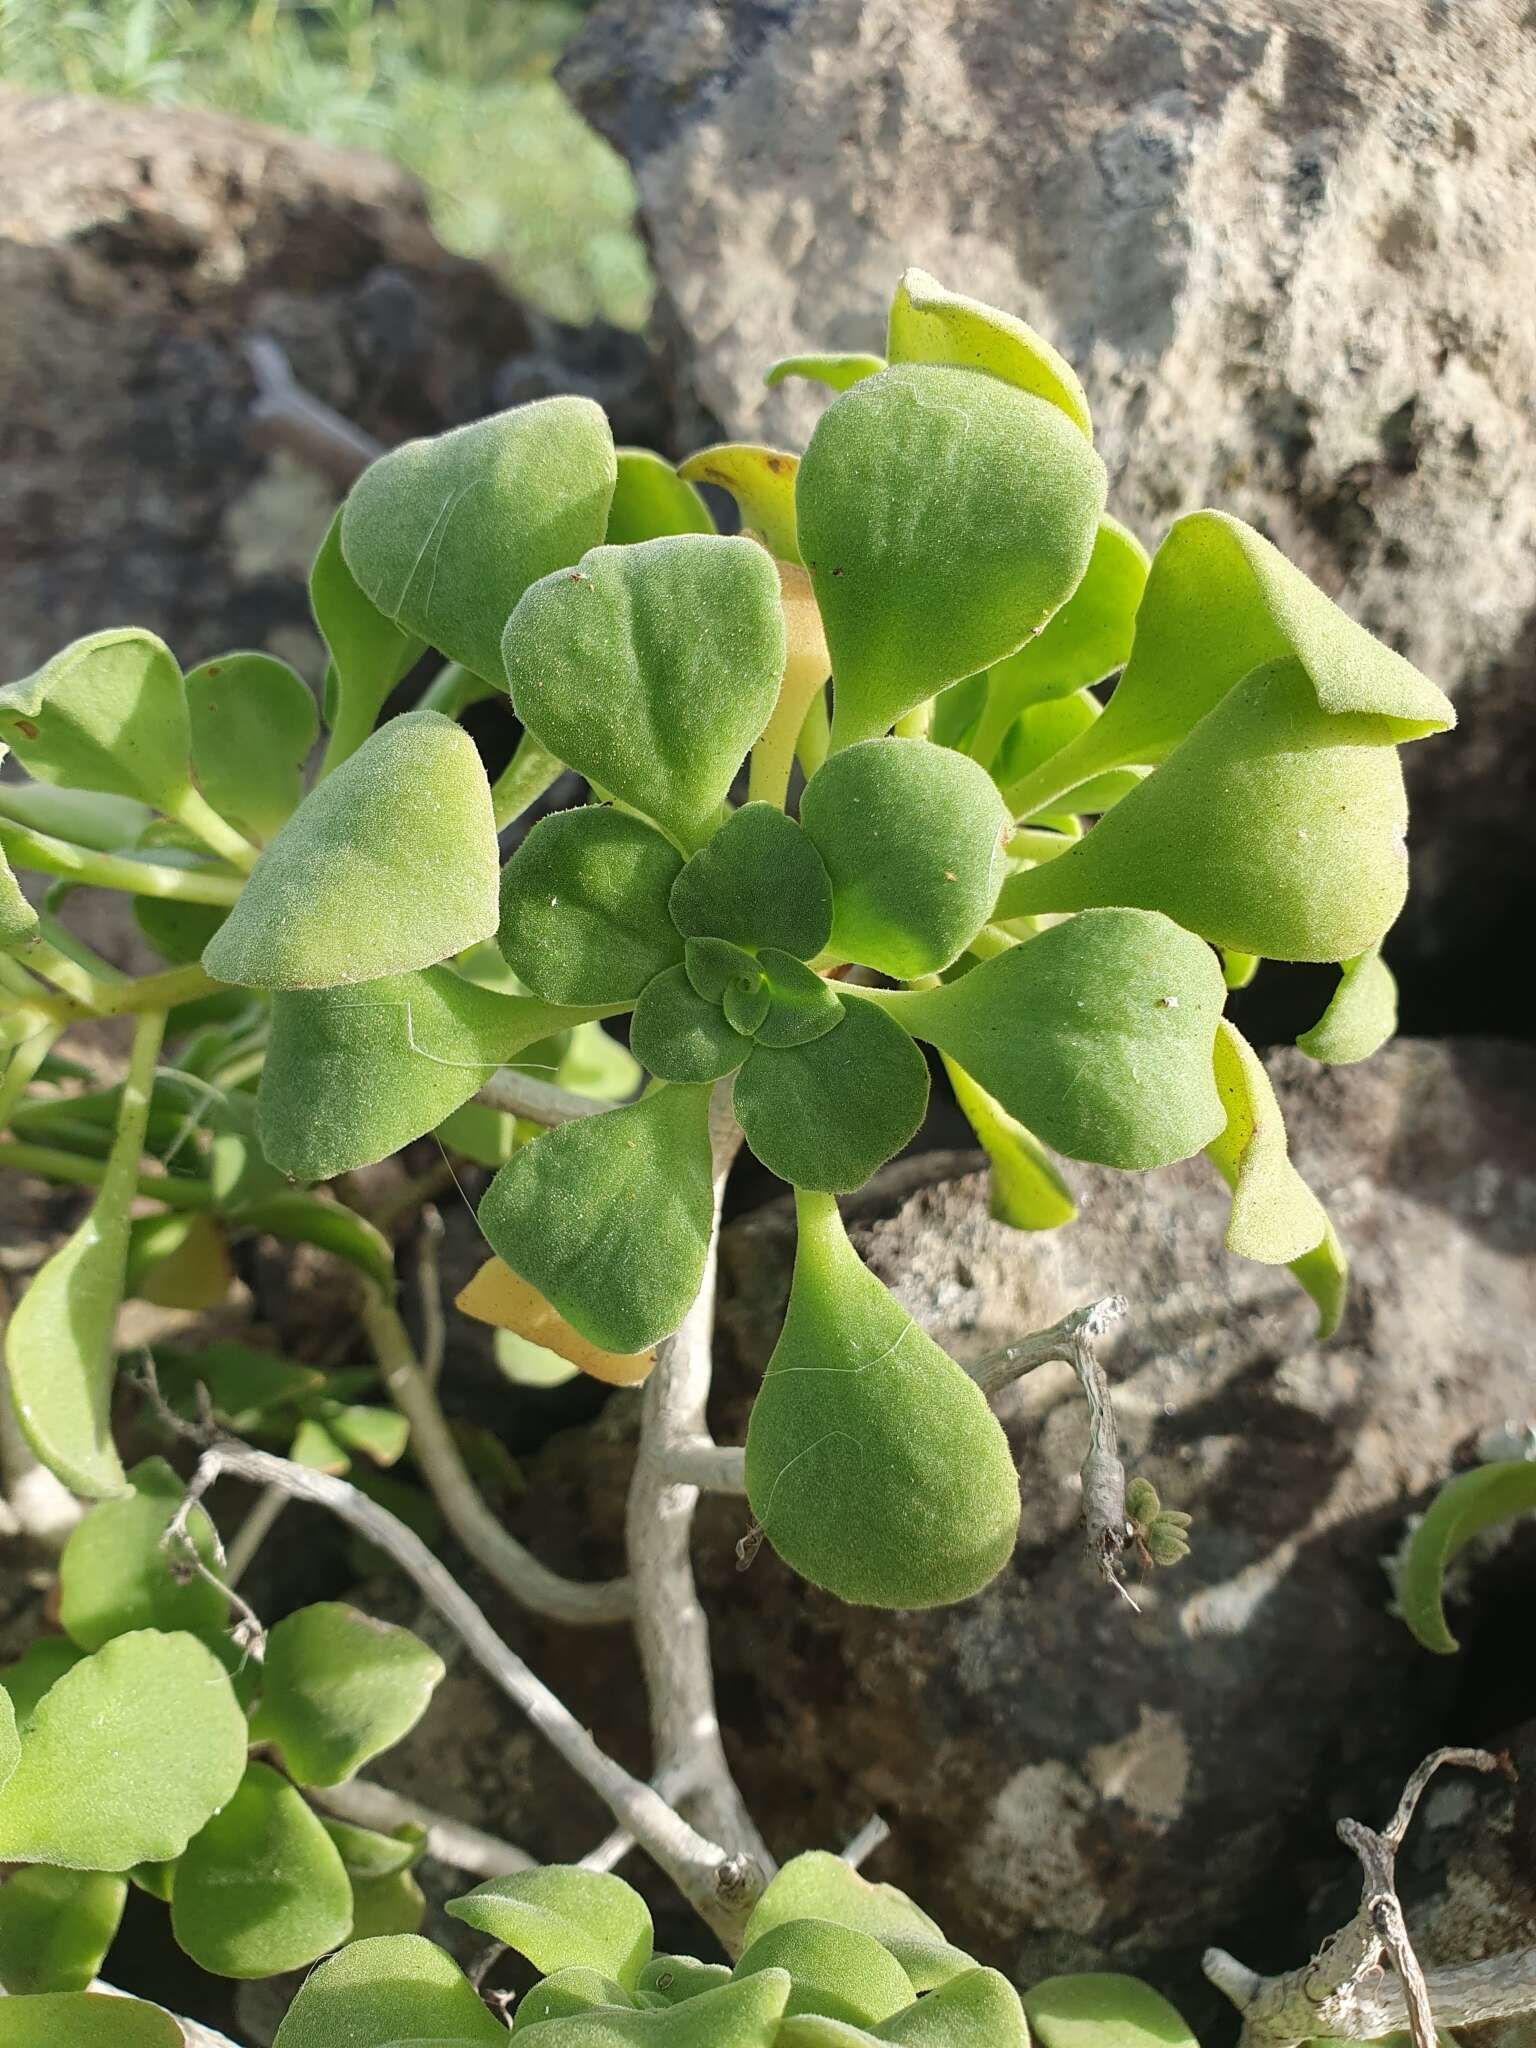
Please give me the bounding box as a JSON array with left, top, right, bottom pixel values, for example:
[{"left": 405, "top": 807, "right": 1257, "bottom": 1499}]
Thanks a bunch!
[
  {"left": 1002, "top": 508, "right": 1455, "bottom": 819},
  {"left": 1222, "top": 948, "right": 1260, "bottom": 991},
  {"left": 684, "top": 936, "right": 762, "bottom": 1004},
  {"left": 0, "top": 1991, "right": 183, "bottom": 2047},
  {"left": 606, "top": 449, "right": 716, "bottom": 546},
  {"left": 326, "top": 1404, "right": 411, "bottom": 1468},
  {"left": 887, "top": 267, "right": 1093, "bottom": 437},
  {"left": 1398, "top": 1460, "right": 1536, "bottom": 1654},
  {"left": 862, "top": 911, "right": 1226, "bottom": 1169},
  {"left": 346, "top": 1865, "right": 426, "bottom": 1942},
  {"left": 512, "top": 1968, "right": 638, "bottom": 2028},
  {"left": 556, "top": 1022, "right": 642, "bottom": 1102},
  {"left": 124, "top": 1211, "right": 232, "bottom": 1310},
  {"left": 309, "top": 511, "right": 425, "bottom": 768},
  {"left": 0, "top": 1866, "right": 127, "bottom": 1994},
  {"left": 479, "top": 1083, "right": 715, "bottom": 1353},
  {"left": 1298, "top": 946, "right": 1397, "bottom": 1065},
  {"left": 1289, "top": 1216, "right": 1350, "bottom": 1343},
  {"left": 668, "top": 804, "right": 833, "bottom": 960},
  {"left": 505, "top": 536, "right": 785, "bottom": 853},
  {"left": 1205, "top": 1022, "right": 1329, "bottom": 1266},
  {"left": 735, "top": 997, "right": 928, "bottom": 1193},
  {"left": 744, "top": 1191, "right": 1019, "bottom": 1607},
  {"left": 943, "top": 1057, "right": 1077, "bottom": 1231},
  {"left": 236, "top": 1194, "right": 395, "bottom": 1295},
  {"left": 251, "top": 1602, "right": 445, "bottom": 1787},
  {"left": 0, "top": 1642, "right": 85, "bottom": 1730},
  {"left": 183, "top": 652, "right": 318, "bottom": 844},
  {"left": 435, "top": 1101, "right": 519, "bottom": 1168},
  {"left": 0, "top": 1631, "right": 247, "bottom": 1869},
  {"left": 877, "top": 1939, "right": 980, "bottom": 1996},
  {"left": 498, "top": 806, "right": 684, "bottom": 1005},
  {"left": 800, "top": 739, "right": 1008, "bottom": 976},
  {"left": 743, "top": 1851, "right": 940, "bottom": 1951},
  {"left": 765, "top": 353, "right": 887, "bottom": 394},
  {"left": 0, "top": 630, "right": 193, "bottom": 811},
  {"left": 170, "top": 1762, "right": 352, "bottom": 1979},
  {"left": 677, "top": 445, "right": 801, "bottom": 564},
  {"left": 996, "top": 658, "right": 1414, "bottom": 962},
  {"left": 3, "top": 817, "right": 38, "bottom": 948},
  {"left": 203, "top": 710, "right": 498, "bottom": 989},
  {"left": 630, "top": 967, "right": 752, "bottom": 1083},
  {"left": 0, "top": 783, "right": 150, "bottom": 851},
  {"left": 969, "top": 517, "right": 1150, "bottom": 770},
  {"left": 340, "top": 398, "right": 616, "bottom": 684},
  {"left": 508, "top": 1972, "right": 792, "bottom": 2043},
  {"left": 877, "top": 1969, "right": 1028, "bottom": 2045},
  {"left": 57, "top": 1456, "right": 227, "bottom": 1652},
  {"left": 750, "top": 951, "right": 845, "bottom": 1049},
  {"left": 1022, "top": 1973, "right": 1198, "bottom": 2048},
  {"left": 0, "top": 1689, "right": 14, "bottom": 1789},
  {"left": 446, "top": 1867, "right": 653, "bottom": 1990},
  {"left": 722, "top": 972, "right": 772, "bottom": 1038},
  {"left": 259, "top": 966, "right": 604, "bottom": 1181},
  {"left": 735, "top": 1918, "right": 913, "bottom": 2028},
  {"left": 322, "top": 1819, "right": 425, "bottom": 1882},
  {"left": 993, "top": 690, "right": 1100, "bottom": 805},
  {"left": 800, "top": 365, "right": 1106, "bottom": 748},
  {"left": 271, "top": 1932, "right": 506, "bottom": 2047},
  {"left": 635, "top": 1956, "right": 733, "bottom": 2006}
]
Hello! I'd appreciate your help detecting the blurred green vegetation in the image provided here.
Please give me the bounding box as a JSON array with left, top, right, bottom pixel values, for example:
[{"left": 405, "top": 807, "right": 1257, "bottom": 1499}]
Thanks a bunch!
[{"left": 0, "top": 0, "right": 651, "bottom": 328}]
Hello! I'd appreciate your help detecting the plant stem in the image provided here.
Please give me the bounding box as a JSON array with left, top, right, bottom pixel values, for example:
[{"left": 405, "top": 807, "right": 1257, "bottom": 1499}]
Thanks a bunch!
[
  {"left": 164, "top": 785, "right": 261, "bottom": 874},
  {"left": 0, "top": 821, "right": 244, "bottom": 905},
  {"left": 795, "top": 687, "right": 831, "bottom": 782},
  {"left": 223, "top": 1483, "right": 290, "bottom": 1585},
  {"left": 491, "top": 731, "right": 565, "bottom": 832},
  {"left": 310, "top": 1779, "right": 535, "bottom": 1878},
  {"left": 749, "top": 567, "right": 832, "bottom": 809},
  {"left": 0, "top": 1139, "right": 214, "bottom": 1209},
  {"left": 893, "top": 699, "right": 934, "bottom": 739},
  {"left": 0, "top": 1021, "right": 63, "bottom": 1134},
  {"left": 476, "top": 1068, "right": 613, "bottom": 1127},
  {"left": 359, "top": 1287, "right": 633, "bottom": 1626},
  {"left": 417, "top": 660, "right": 498, "bottom": 719},
  {"left": 14, "top": 959, "right": 220, "bottom": 1026}
]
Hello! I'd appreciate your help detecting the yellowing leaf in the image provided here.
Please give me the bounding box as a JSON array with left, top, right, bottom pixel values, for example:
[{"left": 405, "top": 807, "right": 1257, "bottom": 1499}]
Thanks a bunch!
[{"left": 457, "top": 1257, "right": 654, "bottom": 1387}]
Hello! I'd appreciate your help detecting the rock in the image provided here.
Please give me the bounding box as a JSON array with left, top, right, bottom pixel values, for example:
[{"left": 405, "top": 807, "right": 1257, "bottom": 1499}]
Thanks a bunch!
[
  {"left": 560, "top": 0, "right": 1536, "bottom": 1032},
  {"left": 0, "top": 90, "right": 666, "bottom": 683}
]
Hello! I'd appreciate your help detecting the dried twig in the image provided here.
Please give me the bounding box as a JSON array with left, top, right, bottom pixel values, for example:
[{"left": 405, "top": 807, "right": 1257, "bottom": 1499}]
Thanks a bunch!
[
  {"left": 244, "top": 336, "right": 382, "bottom": 488},
  {"left": 840, "top": 1815, "right": 892, "bottom": 1871},
  {"left": 1205, "top": 1748, "right": 1533, "bottom": 2046},
  {"left": 311, "top": 1778, "right": 535, "bottom": 1879},
  {"left": 970, "top": 1296, "right": 1135, "bottom": 1604}
]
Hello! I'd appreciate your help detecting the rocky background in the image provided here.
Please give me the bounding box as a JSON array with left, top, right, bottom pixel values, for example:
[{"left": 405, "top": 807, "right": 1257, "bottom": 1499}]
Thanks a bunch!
[{"left": 3, "top": 2, "right": 1536, "bottom": 2039}]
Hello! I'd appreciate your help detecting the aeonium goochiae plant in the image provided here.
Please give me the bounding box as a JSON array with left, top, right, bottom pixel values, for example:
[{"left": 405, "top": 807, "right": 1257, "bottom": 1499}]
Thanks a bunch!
[{"left": 0, "top": 265, "right": 1453, "bottom": 2041}]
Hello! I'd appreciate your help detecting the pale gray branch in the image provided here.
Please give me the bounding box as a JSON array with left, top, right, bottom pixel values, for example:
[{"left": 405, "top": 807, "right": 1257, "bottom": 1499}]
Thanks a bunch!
[
  {"left": 244, "top": 336, "right": 382, "bottom": 488},
  {"left": 970, "top": 1295, "right": 1134, "bottom": 1604},
  {"left": 841, "top": 1815, "right": 892, "bottom": 1871},
  {"left": 311, "top": 1778, "right": 535, "bottom": 1878},
  {"left": 658, "top": 1438, "right": 747, "bottom": 1494},
  {"left": 477, "top": 1068, "right": 614, "bottom": 1127},
  {"left": 1205, "top": 1748, "right": 1528, "bottom": 2048}
]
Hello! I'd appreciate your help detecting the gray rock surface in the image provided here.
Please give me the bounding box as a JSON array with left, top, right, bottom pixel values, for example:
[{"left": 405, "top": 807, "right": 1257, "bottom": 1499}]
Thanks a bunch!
[
  {"left": 561, "top": 0, "right": 1536, "bottom": 1026},
  {"left": 0, "top": 90, "right": 665, "bottom": 684}
]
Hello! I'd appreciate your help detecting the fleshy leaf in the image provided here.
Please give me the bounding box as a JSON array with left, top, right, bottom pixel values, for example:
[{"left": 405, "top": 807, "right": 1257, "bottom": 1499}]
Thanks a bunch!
[
  {"left": 250, "top": 1602, "right": 445, "bottom": 1787},
  {"left": 1222, "top": 948, "right": 1260, "bottom": 991},
  {"left": 744, "top": 1191, "right": 1020, "bottom": 1607},
  {"left": 0, "top": 630, "right": 193, "bottom": 810},
  {"left": 1289, "top": 1216, "right": 1349, "bottom": 1341},
  {"left": 507, "top": 1972, "right": 792, "bottom": 2043},
  {"left": 238, "top": 1194, "right": 394, "bottom": 1294},
  {"left": 723, "top": 972, "right": 773, "bottom": 1038},
  {"left": 876, "top": 1969, "right": 1030, "bottom": 2045},
  {"left": 1023, "top": 1973, "right": 1199, "bottom": 2048},
  {"left": 879, "top": 1938, "right": 982, "bottom": 1996},
  {"left": 605, "top": 449, "right": 716, "bottom": 546},
  {"left": 800, "top": 364, "right": 1106, "bottom": 747},
  {"left": 969, "top": 517, "right": 1150, "bottom": 770},
  {"left": 765, "top": 352, "right": 887, "bottom": 394},
  {"left": 0, "top": 1642, "right": 85, "bottom": 1731},
  {"left": 125, "top": 1210, "right": 232, "bottom": 1311},
  {"left": 993, "top": 690, "right": 1100, "bottom": 806},
  {"left": 862, "top": 911, "right": 1226, "bottom": 1169},
  {"left": 478, "top": 1084, "right": 715, "bottom": 1353},
  {"left": 1298, "top": 945, "right": 1397, "bottom": 1065},
  {"left": 0, "top": 1689, "right": 14, "bottom": 1788},
  {"left": 446, "top": 1867, "right": 653, "bottom": 1990},
  {"left": 347, "top": 1864, "right": 427, "bottom": 1942},
  {"left": 743, "top": 1851, "right": 940, "bottom": 1950},
  {"left": 309, "top": 511, "right": 425, "bottom": 767},
  {"left": 203, "top": 710, "right": 498, "bottom": 989},
  {"left": 944, "top": 1057, "right": 1078, "bottom": 1231},
  {"left": 57, "top": 1456, "right": 227, "bottom": 1652},
  {"left": 887, "top": 267, "right": 1093, "bottom": 437},
  {"left": 1002, "top": 508, "right": 1455, "bottom": 819},
  {"left": 513, "top": 1968, "right": 637, "bottom": 2027},
  {"left": 171, "top": 1761, "right": 353, "bottom": 1978},
  {"left": 995, "top": 659, "right": 1413, "bottom": 963},
  {"left": 751, "top": 950, "right": 845, "bottom": 1048},
  {"left": 271, "top": 1932, "right": 506, "bottom": 2047},
  {"left": 684, "top": 936, "right": 760, "bottom": 1003},
  {"left": 677, "top": 445, "right": 801, "bottom": 564},
  {"left": 735, "top": 1919, "right": 911, "bottom": 2028},
  {"left": 800, "top": 739, "right": 1008, "bottom": 976},
  {"left": 0, "top": 1991, "right": 183, "bottom": 2046},
  {"left": 506, "top": 536, "right": 785, "bottom": 853},
  {"left": 668, "top": 803, "right": 834, "bottom": 960},
  {"left": 259, "top": 967, "right": 603, "bottom": 1181},
  {"left": 630, "top": 966, "right": 753, "bottom": 1083},
  {"left": 321, "top": 1818, "right": 425, "bottom": 1881},
  {"left": 1398, "top": 1460, "right": 1536, "bottom": 1655},
  {"left": 636, "top": 1956, "right": 733, "bottom": 2005},
  {"left": 3, "top": 808, "right": 38, "bottom": 946},
  {"left": 184, "top": 652, "right": 318, "bottom": 843},
  {"left": 0, "top": 1865, "right": 127, "bottom": 1995},
  {"left": 1205, "top": 1022, "right": 1330, "bottom": 1265},
  {"left": 735, "top": 997, "right": 928, "bottom": 1192},
  {"left": 0, "top": 1631, "right": 247, "bottom": 1869},
  {"left": 340, "top": 397, "right": 616, "bottom": 683},
  {"left": 498, "top": 806, "right": 685, "bottom": 1005},
  {"left": 456, "top": 1257, "right": 654, "bottom": 1388}
]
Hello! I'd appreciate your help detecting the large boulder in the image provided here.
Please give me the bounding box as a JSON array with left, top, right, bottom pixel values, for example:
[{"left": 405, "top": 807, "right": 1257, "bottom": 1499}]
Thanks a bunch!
[
  {"left": 0, "top": 90, "right": 665, "bottom": 682},
  {"left": 560, "top": 0, "right": 1536, "bottom": 1030}
]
